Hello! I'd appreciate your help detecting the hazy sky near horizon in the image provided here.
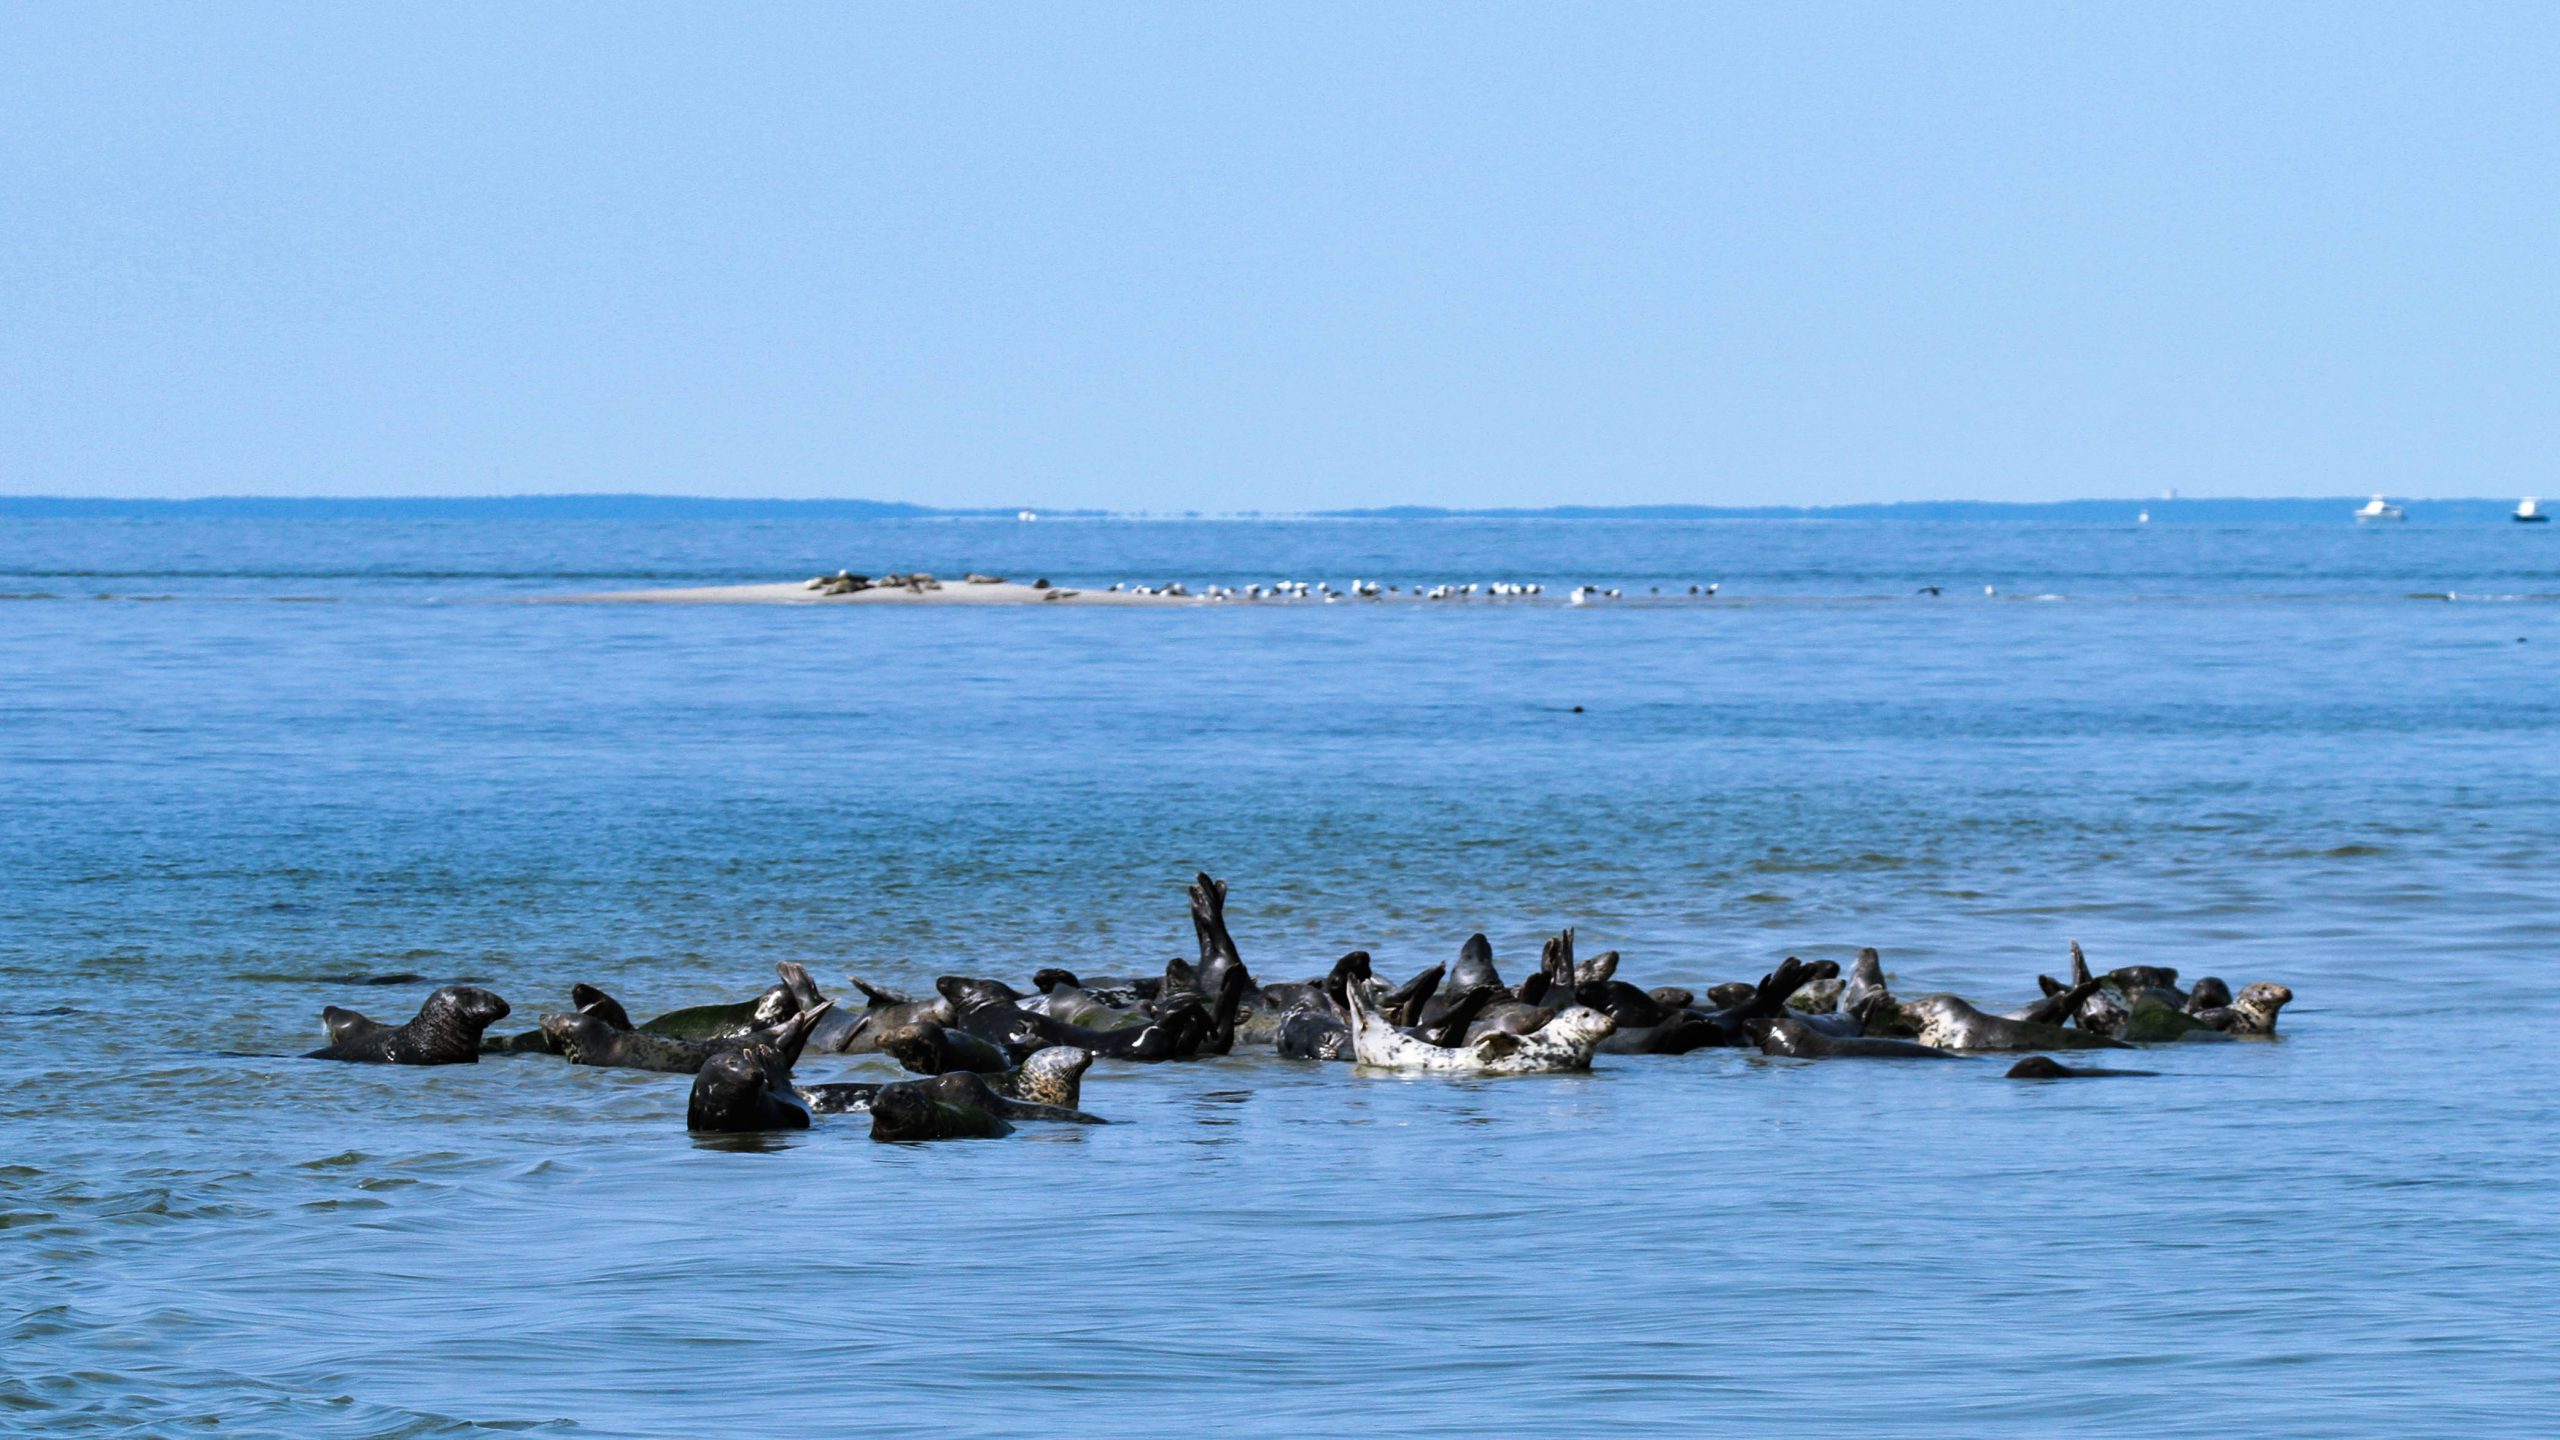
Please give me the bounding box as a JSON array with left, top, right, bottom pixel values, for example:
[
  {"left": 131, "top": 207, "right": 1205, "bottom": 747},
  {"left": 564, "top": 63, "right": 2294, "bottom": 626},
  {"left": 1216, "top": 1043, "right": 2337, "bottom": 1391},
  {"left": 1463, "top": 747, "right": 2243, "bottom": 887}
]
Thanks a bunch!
[{"left": 4, "top": 4, "right": 2556, "bottom": 511}]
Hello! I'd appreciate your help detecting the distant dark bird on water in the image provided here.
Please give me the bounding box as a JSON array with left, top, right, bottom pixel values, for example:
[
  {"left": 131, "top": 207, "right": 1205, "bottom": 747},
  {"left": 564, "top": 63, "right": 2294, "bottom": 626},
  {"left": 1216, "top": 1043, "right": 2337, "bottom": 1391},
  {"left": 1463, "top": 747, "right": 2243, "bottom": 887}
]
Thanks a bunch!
[{"left": 1917, "top": 586, "right": 1943, "bottom": 596}]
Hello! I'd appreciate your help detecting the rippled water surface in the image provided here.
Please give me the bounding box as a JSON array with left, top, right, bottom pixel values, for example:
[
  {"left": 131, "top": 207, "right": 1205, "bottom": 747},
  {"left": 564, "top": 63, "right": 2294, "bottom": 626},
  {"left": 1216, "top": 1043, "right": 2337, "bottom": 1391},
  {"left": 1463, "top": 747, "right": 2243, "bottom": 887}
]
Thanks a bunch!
[{"left": 3, "top": 518, "right": 2556, "bottom": 1437}]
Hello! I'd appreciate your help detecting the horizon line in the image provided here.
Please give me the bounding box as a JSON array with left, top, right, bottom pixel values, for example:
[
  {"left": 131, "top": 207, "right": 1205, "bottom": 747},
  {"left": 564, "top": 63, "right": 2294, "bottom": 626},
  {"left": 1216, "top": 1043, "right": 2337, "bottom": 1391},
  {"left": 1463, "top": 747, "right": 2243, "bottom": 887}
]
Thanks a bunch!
[{"left": 0, "top": 490, "right": 2539, "bottom": 523}]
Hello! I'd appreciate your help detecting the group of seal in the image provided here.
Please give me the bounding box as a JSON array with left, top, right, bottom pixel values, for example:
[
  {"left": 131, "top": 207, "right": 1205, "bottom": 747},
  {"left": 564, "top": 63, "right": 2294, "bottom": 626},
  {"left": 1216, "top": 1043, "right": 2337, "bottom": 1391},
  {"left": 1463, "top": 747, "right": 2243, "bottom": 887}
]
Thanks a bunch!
[{"left": 302, "top": 872, "right": 2299, "bottom": 1139}]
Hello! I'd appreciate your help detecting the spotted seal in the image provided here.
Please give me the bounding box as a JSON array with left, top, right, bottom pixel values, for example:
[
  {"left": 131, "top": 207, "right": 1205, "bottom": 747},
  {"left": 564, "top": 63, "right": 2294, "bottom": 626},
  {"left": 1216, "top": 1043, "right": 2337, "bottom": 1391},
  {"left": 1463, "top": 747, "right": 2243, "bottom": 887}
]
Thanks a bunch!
[{"left": 304, "top": 986, "right": 510, "bottom": 1064}]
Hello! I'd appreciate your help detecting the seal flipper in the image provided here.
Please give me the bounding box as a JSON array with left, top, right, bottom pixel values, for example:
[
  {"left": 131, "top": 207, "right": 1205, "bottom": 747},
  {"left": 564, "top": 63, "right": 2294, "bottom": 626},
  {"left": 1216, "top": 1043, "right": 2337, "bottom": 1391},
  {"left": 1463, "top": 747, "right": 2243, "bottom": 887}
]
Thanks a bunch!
[
  {"left": 775, "top": 962, "right": 826, "bottom": 1015},
  {"left": 850, "top": 977, "right": 915, "bottom": 1008},
  {"left": 1381, "top": 964, "right": 1444, "bottom": 1026},
  {"left": 1204, "top": 963, "right": 1251, "bottom": 1056},
  {"left": 766, "top": 1000, "right": 834, "bottom": 1069},
  {"left": 1418, "top": 986, "right": 1498, "bottom": 1048},
  {"left": 1450, "top": 934, "right": 1502, "bottom": 993},
  {"left": 1470, "top": 1031, "right": 1527, "bottom": 1062},
  {"left": 569, "top": 984, "right": 634, "bottom": 1031}
]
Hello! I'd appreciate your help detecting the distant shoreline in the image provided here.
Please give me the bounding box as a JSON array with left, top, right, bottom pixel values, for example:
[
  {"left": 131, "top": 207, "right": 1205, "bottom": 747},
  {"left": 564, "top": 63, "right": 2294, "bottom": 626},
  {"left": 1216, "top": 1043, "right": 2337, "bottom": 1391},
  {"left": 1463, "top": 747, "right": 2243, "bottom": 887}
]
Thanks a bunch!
[{"left": 0, "top": 494, "right": 2543, "bottom": 523}]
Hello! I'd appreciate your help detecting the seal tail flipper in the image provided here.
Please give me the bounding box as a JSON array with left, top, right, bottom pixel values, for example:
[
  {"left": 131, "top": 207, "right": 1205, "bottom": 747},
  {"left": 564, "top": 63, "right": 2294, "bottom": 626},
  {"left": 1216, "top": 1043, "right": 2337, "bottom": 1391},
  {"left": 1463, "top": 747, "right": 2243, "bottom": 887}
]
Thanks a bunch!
[
  {"left": 850, "top": 977, "right": 915, "bottom": 1007},
  {"left": 1205, "top": 963, "right": 1251, "bottom": 1056},
  {"left": 2069, "top": 941, "right": 2093, "bottom": 990},
  {"left": 1188, "top": 872, "right": 1241, "bottom": 967},
  {"left": 569, "top": 984, "right": 635, "bottom": 1031}
]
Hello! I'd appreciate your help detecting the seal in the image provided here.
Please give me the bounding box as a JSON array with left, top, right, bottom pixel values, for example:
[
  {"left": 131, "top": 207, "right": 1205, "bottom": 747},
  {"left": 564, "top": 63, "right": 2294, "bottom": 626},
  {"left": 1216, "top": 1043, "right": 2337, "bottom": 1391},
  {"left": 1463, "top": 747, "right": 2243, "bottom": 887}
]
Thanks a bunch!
[
  {"left": 546, "top": 1000, "right": 833, "bottom": 1075},
  {"left": 867, "top": 1075, "right": 1015, "bottom": 1142},
  {"left": 939, "top": 975, "right": 1182, "bottom": 1062},
  {"left": 639, "top": 982, "right": 798, "bottom": 1042},
  {"left": 799, "top": 1044, "right": 1096, "bottom": 1116},
  {"left": 305, "top": 986, "right": 509, "bottom": 1064},
  {"left": 878, "top": 1018, "right": 1015, "bottom": 1077},
  {"left": 2199, "top": 981, "right": 2292, "bottom": 1036},
  {"left": 815, "top": 977, "right": 958, "bottom": 1055},
  {"left": 1894, "top": 994, "right": 2132, "bottom": 1052},
  {"left": 1344, "top": 977, "right": 1614, "bottom": 1074},
  {"left": 2005, "top": 1056, "right": 2158, "bottom": 1079},
  {"left": 687, "top": 1043, "right": 812, "bottom": 1133},
  {"left": 1755, "top": 1016, "right": 1957, "bottom": 1060}
]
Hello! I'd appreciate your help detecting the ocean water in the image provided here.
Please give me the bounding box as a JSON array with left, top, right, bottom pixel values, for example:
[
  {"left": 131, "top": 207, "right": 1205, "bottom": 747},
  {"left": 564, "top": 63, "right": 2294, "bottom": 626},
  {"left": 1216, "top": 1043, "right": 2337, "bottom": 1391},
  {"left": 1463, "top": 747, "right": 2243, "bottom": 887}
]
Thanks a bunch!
[{"left": 2, "top": 517, "right": 2555, "bottom": 1438}]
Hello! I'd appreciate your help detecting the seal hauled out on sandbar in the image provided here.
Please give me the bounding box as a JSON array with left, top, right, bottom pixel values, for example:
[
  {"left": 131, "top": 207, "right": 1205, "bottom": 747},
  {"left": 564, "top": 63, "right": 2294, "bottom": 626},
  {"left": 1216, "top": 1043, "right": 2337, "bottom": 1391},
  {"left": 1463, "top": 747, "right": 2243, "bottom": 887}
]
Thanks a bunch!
[{"left": 305, "top": 986, "right": 510, "bottom": 1064}]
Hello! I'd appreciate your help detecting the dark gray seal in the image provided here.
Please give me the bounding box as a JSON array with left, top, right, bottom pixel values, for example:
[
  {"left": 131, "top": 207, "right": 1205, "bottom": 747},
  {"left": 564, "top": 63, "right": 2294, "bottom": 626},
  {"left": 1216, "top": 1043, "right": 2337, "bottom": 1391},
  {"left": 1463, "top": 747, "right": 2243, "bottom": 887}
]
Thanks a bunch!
[
  {"left": 1756, "top": 1016, "right": 1957, "bottom": 1060},
  {"left": 2006, "top": 1056, "right": 2158, "bottom": 1079},
  {"left": 687, "top": 1044, "right": 812, "bottom": 1133},
  {"left": 305, "top": 986, "right": 509, "bottom": 1065},
  {"left": 868, "top": 1073, "right": 1018, "bottom": 1142},
  {"left": 545, "top": 1001, "right": 832, "bottom": 1075}
]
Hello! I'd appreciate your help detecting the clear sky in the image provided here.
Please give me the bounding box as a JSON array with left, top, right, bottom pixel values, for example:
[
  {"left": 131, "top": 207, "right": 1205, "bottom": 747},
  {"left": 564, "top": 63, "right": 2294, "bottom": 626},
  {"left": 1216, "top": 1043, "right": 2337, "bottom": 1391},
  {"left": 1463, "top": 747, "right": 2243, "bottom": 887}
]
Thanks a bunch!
[{"left": 3, "top": 3, "right": 2555, "bottom": 511}]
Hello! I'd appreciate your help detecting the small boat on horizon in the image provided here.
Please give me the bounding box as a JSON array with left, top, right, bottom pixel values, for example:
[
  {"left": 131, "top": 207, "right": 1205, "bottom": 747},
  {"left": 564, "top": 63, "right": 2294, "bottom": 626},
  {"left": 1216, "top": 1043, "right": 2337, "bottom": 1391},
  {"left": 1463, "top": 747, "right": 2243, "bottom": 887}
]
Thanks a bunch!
[
  {"left": 2517, "top": 497, "right": 2549, "bottom": 524},
  {"left": 2354, "top": 495, "right": 2407, "bottom": 524}
]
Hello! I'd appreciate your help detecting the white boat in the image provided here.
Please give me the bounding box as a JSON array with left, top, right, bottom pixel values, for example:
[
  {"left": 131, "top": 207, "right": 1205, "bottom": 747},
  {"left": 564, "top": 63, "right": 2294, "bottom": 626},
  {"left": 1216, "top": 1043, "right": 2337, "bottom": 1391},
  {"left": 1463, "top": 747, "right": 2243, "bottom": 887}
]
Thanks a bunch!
[
  {"left": 2517, "top": 497, "right": 2549, "bottom": 524},
  {"left": 2354, "top": 495, "right": 2406, "bottom": 524}
]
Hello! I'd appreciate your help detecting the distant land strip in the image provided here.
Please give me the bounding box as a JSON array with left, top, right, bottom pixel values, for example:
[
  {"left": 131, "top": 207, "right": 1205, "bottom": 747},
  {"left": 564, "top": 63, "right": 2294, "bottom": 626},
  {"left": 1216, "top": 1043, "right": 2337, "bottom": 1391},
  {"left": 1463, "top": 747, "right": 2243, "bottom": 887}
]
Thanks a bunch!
[{"left": 0, "top": 494, "right": 2537, "bottom": 523}]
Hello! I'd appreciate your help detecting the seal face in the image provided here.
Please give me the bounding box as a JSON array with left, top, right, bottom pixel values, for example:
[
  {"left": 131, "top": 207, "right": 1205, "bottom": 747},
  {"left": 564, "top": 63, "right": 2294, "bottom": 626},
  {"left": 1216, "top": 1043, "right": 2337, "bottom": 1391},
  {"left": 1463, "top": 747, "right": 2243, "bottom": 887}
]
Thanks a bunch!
[
  {"left": 305, "top": 986, "right": 510, "bottom": 1064},
  {"left": 687, "top": 1045, "right": 813, "bottom": 1133}
]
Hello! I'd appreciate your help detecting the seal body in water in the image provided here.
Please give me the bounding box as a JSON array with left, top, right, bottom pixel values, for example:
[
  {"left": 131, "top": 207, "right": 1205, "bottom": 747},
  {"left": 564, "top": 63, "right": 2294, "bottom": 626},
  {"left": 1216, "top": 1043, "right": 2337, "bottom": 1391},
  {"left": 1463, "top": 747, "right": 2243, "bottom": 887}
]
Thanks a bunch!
[
  {"left": 2006, "top": 1056, "right": 2158, "bottom": 1079},
  {"left": 687, "top": 1044, "right": 813, "bottom": 1132},
  {"left": 1755, "top": 1017, "right": 1956, "bottom": 1060},
  {"left": 305, "top": 986, "right": 510, "bottom": 1064},
  {"left": 868, "top": 1074, "right": 1018, "bottom": 1141}
]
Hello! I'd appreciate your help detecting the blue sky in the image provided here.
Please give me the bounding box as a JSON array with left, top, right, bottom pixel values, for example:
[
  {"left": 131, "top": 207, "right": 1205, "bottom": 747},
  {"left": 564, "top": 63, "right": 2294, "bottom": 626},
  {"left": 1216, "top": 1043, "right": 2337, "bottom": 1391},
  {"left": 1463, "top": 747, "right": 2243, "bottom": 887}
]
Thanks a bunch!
[{"left": 3, "top": 3, "right": 2554, "bottom": 510}]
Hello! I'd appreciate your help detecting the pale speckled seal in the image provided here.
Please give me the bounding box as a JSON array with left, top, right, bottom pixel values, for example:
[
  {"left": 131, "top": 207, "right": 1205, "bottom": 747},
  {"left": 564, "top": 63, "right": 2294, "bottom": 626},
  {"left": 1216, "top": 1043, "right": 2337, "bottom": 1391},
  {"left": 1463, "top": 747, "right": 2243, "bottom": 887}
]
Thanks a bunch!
[
  {"left": 1345, "top": 977, "right": 1613, "bottom": 1073},
  {"left": 305, "top": 986, "right": 510, "bottom": 1065}
]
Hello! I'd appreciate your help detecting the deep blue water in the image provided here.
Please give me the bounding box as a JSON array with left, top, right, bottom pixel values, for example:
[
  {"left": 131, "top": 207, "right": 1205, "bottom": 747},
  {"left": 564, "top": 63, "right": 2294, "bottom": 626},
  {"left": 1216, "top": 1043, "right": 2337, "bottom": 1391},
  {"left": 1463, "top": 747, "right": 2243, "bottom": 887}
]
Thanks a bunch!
[{"left": 3, "top": 518, "right": 2556, "bottom": 1437}]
